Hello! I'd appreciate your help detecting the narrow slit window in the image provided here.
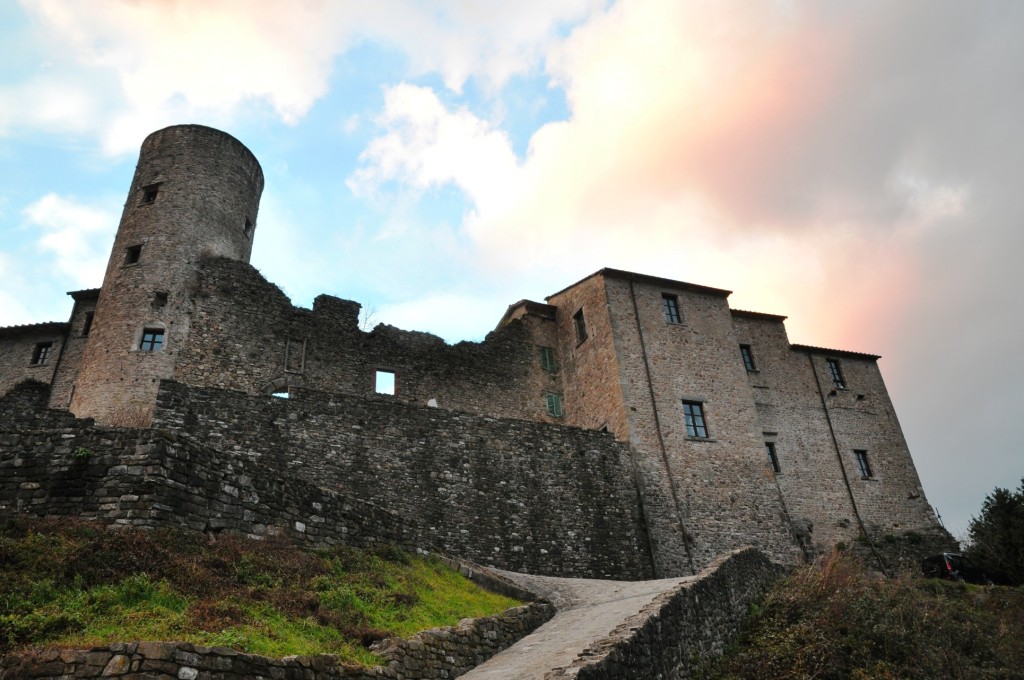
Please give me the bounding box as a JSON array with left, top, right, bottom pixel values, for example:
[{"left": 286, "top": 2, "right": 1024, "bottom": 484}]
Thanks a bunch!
[
  {"left": 539, "top": 346, "right": 557, "bottom": 372},
  {"left": 375, "top": 369, "right": 396, "bottom": 395},
  {"left": 271, "top": 389, "right": 290, "bottom": 399},
  {"left": 740, "top": 344, "right": 756, "bottom": 371},
  {"left": 662, "top": 293, "right": 681, "bottom": 324},
  {"left": 682, "top": 400, "right": 708, "bottom": 438},
  {"left": 243, "top": 217, "right": 254, "bottom": 238},
  {"left": 574, "top": 309, "right": 587, "bottom": 342},
  {"left": 765, "top": 442, "right": 781, "bottom": 473},
  {"left": 31, "top": 342, "right": 53, "bottom": 366},
  {"left": 854, "top": 450, "right": 872, "bottom": 478},
  {"left": 81, "top": 312, "right": 94, "bottom": 337},
  {"left": 124, "top": 244, "right": 142, "bottom": 265},
  {"left": 139, "top": 328, "right": 164, "bottom": 352},
  {"left": 826, "top": 358, "right": 845, "bottom": 389},
  {"left": 546, "top": 393, "right": 564, "bottom": 418}
]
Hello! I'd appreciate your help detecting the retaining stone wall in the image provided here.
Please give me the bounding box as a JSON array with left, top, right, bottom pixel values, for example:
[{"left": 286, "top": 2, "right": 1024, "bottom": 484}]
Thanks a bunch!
[
  {"left": 566, "top": 548, "right": 786, "bottom": 680},
  {"left": 0, "top": 601, "right": 555, "bottom": 680},
  {"left": 152, "top": 380, "right": 655, "bottom": 580}
]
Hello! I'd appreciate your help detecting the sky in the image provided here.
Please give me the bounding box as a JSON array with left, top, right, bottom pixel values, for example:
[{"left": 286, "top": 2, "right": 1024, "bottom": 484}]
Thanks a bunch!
[{"left": 1, "top": 0, "right": 1021, "bottom": 539}]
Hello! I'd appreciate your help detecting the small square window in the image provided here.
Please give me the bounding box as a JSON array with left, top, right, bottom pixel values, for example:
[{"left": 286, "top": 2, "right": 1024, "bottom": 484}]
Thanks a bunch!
[
  {"left": 81, "top": 312, "right": 94, "bottom": 337},
  {"left": 140, "top": 184, "right": 159, "bottom": 204},
  {"left": 546, "top": 393, "right": 564, "bottom": 418},
  {"left": 662, "top": 293, "right": 681, "bottom": 324},
  {"left": 31, "top": 342, "right": 53, "bottom": 366},
  {"left": 139, "top": 328, "right": 164, "bottom": 352},
  {"left": 539, "top": 346, "right": 557, "bottom": 372},
  {"left": 152, "top": 291, "right": 168, "bottom": 308},
  {"left": 124, "top": 245, "right": 143, "bottom": 265},
  {"left": 854, "top": 450, "right": 872, "bottom": 478},
  {"left": 574, "top": 309, "right": 587, "bottom": 343},
  {"left": 375, "top": 369, "right": 396, "bottom": 395},
  {"left": 740, "top": 344, "right": 756, "bottom": 371},
  {"left": 826, "top": 358, "right": 845, "bottom": 389},
  {"left": 682, "top": 400, "right": 708, "bottom": 438},
  {"left": 765, "top": 442, "right": 781, "bottom": 473}
]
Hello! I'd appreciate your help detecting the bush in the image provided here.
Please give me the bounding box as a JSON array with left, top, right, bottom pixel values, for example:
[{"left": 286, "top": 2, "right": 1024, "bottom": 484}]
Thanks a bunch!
[{"left": 965, "top": 477, "right": 1024, "bottom": 586}]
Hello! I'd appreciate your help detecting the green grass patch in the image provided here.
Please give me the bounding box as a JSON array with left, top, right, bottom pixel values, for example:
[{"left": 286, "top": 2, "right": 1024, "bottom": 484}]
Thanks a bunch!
[
  {"left": 696, "top": 551, "right": 1024, "bottom": 679},
  {"left": 0, "top": 518, "right": 520, "bottom": 666}
]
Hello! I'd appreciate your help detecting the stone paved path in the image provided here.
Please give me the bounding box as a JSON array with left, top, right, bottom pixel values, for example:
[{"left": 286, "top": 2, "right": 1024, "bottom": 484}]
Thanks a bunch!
[{"left": 460, "top": 571, "right": 695, "bottom": 679}]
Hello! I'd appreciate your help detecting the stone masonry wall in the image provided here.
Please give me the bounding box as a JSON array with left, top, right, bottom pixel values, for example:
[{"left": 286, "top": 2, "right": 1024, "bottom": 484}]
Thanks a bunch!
[
  {"left": 47, "top": 292, "right": 97, "bottom": 409},
  {"left": 0, "top": 327, "right": 66, "bottom": 399},
  {"left": 0, "top": 382, "right": 422, "bottom": 553},
  {"left": 565, "top": 548, "right": 786, "bottom": 680},
  {"left": 0, "top": 601, "right": 555, "bottom": 680},
  {"left": 174, "top": 258, "right": 564, "bottom": 423},
  {"left": 151, "top": 380, "right": 655, "bottom": 580},
  {"left": 731, "top": 313, "right": 940, "bottom": 557},
  {"left": 602, "top": 276, "right": 804, "bottom": 574}
]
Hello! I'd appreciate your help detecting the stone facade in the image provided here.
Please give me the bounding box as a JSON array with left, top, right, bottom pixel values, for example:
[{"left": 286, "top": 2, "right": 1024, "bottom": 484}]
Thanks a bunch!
[{"left": 0, "top": 124, "right": 948, "bottom": 582}]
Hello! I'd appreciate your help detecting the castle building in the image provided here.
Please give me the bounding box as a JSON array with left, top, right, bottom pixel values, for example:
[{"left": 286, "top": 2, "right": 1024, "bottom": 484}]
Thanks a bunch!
[{"left": 0, "top": 125, "right": 944, "bottom": 577}]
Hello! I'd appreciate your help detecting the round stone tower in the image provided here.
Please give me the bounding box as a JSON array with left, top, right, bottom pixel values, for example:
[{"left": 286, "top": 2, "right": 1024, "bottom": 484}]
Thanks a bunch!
[{"left": 71, "top": 124, "right": 264, "bottom": 425}]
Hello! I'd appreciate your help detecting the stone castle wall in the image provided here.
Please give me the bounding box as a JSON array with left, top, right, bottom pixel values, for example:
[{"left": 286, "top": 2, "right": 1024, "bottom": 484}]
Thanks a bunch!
[
  {"left": 152, "top": 380, "right": 656, "bottom": 579},
  {"left": 0, "top": 325, "right": 66, "bottom": 398},
  {"left": 174, "top": 257, "right": 565, "bottom": 424}
]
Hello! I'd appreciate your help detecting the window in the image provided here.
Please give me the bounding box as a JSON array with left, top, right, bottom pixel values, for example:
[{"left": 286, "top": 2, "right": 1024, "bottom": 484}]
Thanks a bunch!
[
  {"left": 826, "top": 358, "right": 845, "bottom": 389},
  {"left": 140, "top": 184, "right": 159, "bottom": 204},
  {"left": 662, "top": 293, "right": 681, "bottom": 324},
  {"left": 152, "top": 291, "right": 168, "bottom": 308},
  {"left": 546, "top": 393, "right": 564, "bottom": 418},
  {"left": 139, "top": 328, "right": 164, "bottom": 352},
  {"left": 539, "top": 346, "right": 557, "bottom": 372},
  {"left": 573, "top": 309, "right": 587, "bottom": 342},
  {"left": 124, "top": 244, "right": 142, "bottom": 265},
  {"left": 854, "top": 450, "right": 873, "bottom": 478},
  {"left": 740, "top": 344, "right": 756, "bottom": 371},
  {"left": 682, "top": 400, "right": 708, "bottom": 438},
  {"left": 243, "top": 217, "right": 254, "bottom": 238},
  {"left": 81, "top": 312, "right": 94, "bottom": 337},
  {"left": 375, "top": 369, "right": 396, "bottom": 395},
  {"left": 31, "top": 342, "right": 53, "bottom": 366},
  {"left": 765, "top": 442, "right": 781, "bottom": 473}
]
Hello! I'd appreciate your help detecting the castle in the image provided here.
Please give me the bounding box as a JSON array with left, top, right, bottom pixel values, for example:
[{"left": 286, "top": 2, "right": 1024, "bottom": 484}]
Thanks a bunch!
[{"left": 0, "top": 125, "right": 946, "bottom": 580}]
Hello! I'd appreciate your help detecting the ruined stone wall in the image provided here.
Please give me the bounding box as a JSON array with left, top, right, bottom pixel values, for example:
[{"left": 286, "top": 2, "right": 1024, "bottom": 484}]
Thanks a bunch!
[
  {"left": 602, "top": 276, "right": 804, "bottom": 575},
  {"left": 174, "top": 258, "right": 564, "bottom": 423},
  {"left": 0, "top": 326, "right": 66, "bottom": 399},
  {"left": 0, "top": 602, "right": 555, "bottom": 680},
  {"left": 47, "top": 292, "right": 97, "bottom": 409},
  {"left": 152, "top": 380, "right": 655, "bottom": 580},
  {"left": 731, "top": 313, "right": 940, "bottom": 557}
]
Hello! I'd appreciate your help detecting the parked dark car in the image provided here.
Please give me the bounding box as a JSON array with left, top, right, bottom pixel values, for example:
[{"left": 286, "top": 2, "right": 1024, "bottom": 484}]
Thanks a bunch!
[{"left": 921, "top": 553, "right": 992, "bottom": 585}]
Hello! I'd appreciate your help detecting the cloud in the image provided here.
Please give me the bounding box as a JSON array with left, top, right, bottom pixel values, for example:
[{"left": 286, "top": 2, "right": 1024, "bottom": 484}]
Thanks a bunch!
[
  {"left": 7, "top": 0, "right": 602, "bottom": 153},
  {"left": 23, "top": 193, "right": 117, "bottom": 287}
]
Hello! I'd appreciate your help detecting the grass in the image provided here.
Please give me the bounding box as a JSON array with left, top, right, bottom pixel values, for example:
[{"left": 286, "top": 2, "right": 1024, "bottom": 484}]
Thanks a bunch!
[
  {"left": 0, "top": 517, "right": 520, "bottom": 665},
  {"left": 697, "top": 551, "right": 1024, "bottom": 680}
]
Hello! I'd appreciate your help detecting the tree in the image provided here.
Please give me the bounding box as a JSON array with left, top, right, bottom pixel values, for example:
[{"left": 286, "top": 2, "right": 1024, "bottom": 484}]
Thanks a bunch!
[{"left": 966, "top": 477, "right": 1024, "bottom": 585}]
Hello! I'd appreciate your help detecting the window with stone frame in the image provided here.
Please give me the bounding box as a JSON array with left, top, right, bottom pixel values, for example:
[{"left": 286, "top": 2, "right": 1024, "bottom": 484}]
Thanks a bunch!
[
  {"left": 740, "top": 344, "right": 756, "bottom": 371},
  {"left": 31, "top": 342, "right": 53, "bottom": 366},
  {"left": 682, "top": 400, "right": 708, "bottom": 438},
  {"left": 573, "top": 309, "right": 587, "bottom": 343},
  {"left": 662, "top": 293, "right": 681, "bottom": 324},
  {"left": 854, "top": 449, "right": 873, "bottom": 478},
  {"left": 139, "top": 328, "right": 164, "bottom": 352},
  {"left": 826, "top": 358, "right": 846, "bottom": 389},
  {"left": 765, "top": 441, "right": 781, "bottom": 473}
]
